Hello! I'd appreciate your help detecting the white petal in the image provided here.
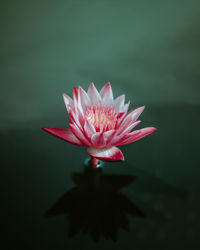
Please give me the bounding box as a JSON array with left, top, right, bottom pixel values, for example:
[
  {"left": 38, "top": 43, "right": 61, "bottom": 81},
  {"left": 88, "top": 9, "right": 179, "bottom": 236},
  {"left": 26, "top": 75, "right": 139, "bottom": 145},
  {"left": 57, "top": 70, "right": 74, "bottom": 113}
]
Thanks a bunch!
[
  {"left": 127, "top": 106, "right": 145, "bottom": 123},
  {"left": 121, "top": 101, "right": 130, "bottom": 113},
  {"left": 87, "top": 82, "right": 101, "bottom": 104},
  {"left": 68, "top": 109, "right": 82, "bottom": 129},
  {"left": 100, "top": 82, "right": 113, "bottom": 106},
  {"left": 114, "top": 95, "right": 125, "bottom": 112},
  {"left": 62, "top": 93, "right": 74, "bottom": 112},
  {"left": 84, "top": 119, "right": 96, "bottom": 139},
  {"left": 78, "top": 86, "right": 91, "bottom": 114},
  {"left": 102, "top": 130, "right": 116, "bottom": 146}
]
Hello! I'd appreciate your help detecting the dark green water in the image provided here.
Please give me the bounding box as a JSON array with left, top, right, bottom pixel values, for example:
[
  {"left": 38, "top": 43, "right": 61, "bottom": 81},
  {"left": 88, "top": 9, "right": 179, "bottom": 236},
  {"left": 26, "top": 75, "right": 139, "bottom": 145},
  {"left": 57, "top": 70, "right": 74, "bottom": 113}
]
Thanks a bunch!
[{"left": 0, "top": 0, "right": 200, "bottom": 249}]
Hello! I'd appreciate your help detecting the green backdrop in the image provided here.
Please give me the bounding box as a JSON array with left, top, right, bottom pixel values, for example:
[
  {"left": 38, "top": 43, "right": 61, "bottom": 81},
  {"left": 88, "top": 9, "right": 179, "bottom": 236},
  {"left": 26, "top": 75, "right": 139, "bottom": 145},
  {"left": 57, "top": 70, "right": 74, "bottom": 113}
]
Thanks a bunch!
[{"left": 1, "top": 0, "right": 200, "bottom": 249}]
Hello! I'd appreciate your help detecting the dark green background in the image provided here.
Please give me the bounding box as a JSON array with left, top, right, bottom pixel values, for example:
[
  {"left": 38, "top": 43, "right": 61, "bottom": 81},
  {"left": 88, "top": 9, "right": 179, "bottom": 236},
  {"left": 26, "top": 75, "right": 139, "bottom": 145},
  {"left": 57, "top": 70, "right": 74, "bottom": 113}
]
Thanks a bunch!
[{"left": 0, "top": 0, "right": 200, "bottom": 249}]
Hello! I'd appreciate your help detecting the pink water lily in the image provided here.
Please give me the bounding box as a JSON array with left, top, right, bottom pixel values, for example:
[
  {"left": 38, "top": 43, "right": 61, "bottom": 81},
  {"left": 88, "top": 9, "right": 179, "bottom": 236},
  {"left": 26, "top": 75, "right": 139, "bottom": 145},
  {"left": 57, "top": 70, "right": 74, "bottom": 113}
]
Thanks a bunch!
[{"left": 42, "top": 83, "right": 156, "bottom": 167}]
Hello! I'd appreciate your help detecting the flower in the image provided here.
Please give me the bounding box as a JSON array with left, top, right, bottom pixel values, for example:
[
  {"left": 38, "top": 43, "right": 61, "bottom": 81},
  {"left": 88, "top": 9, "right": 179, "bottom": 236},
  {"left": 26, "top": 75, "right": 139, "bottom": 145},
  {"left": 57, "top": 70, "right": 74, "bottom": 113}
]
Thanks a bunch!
[{"left": 42, "top": 82, "right": 156, "bottom": 166}]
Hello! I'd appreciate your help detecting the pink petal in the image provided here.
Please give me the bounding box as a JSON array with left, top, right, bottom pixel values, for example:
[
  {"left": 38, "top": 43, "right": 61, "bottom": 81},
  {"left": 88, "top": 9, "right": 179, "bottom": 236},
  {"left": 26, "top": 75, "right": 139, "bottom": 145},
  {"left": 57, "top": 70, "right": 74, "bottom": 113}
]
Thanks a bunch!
[
  {"left": 118, "top": 127, "right": 157, "bottom": 145},
  {"left": 114, "top": 94, "right": 125, "bottom": 112},
  {"left": 77, "top": 108, "right": 85, "bottom": 127},
  {"left": 87, "top": 146, "right": 124, "bottom": 161},
  {"left": 102, "top": 130, "right": 116, "bottom": 146},
  {"left": 68, "top": 109, "right": 82, "bottom": 129},
  {"left": 72, "top": 87, "right": 80, "bottom": 117},
  {"left": 78, "top": 86, "right": 91, "bottom": 113},
  {"left": 69, "top": 123, "right": 91, "bottom": 146},
  {"left": 42, "top": 127, "right": 83, "bottom": 145},
  {"left": 116, "top": 116, "right": 133, "bottom": 135},
  {"left": 84, "top": 119, "right": 96, "bottom": 139},
  {"left": 87, "top": 82, "right": 101, "bottom": 104},
  {"left": 91, "top": 132, "right": 106, "bottom": 148},
  {"left": 73, "top": 87, "right": 78, "bottom": 106},
  {"left": 115, "top": 130, "right": 141, "bottom": 146},
  {"left": 76, "top": 88, "right": 84, "bottom": 116},
  {"left": 121, "top": 101, "right": 130, "bottom": 113},
  {"left": 117, "top": 118, "right": 140, "bottom": 135},
  {"left": 126, "top": 106, "right": 145, "bottom": 123},
  {"left": 62, "top": 93, "right": 73, "bottom": 112},
  {"left": 116, "top": 112, "right": 127, "bottom": 127},
  {"left": 109, "top": 132, "right": 127, "bottom": 146},
  {"left": 116, "top": 102, "right": 130, "bottom": 126},
  {"left": 70, "top": 94, "right": 85, "bottom": 128},
  {"left": 117, "top": 105, "right": 145, "bottom": 132},
  {"left": 100, "top": 82, "right": 113, "bottom": 105},
  {"left": 122, "top": 120, "right": 141, "bottom": 134}
]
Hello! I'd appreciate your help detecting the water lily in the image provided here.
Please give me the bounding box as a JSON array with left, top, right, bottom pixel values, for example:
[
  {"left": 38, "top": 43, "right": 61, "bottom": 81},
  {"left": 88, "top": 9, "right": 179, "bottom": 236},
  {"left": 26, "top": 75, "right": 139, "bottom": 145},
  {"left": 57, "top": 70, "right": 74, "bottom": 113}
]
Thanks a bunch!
[{"left": 42, "top": 83, "right": 156, "bottom": 167}]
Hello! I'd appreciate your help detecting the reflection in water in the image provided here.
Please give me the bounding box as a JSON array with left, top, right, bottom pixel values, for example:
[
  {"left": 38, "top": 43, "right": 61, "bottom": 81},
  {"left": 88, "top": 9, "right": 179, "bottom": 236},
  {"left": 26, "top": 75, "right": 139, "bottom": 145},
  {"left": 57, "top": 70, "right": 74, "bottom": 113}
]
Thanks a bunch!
[{"left": 45, "top": 166, "right": 144, "bottom": 242}]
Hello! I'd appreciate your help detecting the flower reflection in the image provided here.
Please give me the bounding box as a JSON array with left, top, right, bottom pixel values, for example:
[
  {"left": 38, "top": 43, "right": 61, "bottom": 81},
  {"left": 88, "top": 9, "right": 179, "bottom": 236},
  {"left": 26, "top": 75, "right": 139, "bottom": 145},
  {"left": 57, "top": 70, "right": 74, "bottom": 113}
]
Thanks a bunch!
[{"left": 45, "top": 166, "right": 144, "bottom": 242}]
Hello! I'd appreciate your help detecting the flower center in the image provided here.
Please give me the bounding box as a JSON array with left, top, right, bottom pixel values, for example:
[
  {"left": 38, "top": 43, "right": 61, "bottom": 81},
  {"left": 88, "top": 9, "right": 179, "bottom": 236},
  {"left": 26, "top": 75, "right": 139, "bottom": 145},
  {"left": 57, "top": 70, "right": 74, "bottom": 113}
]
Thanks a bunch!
[{"left": 86, "top": 105, "right": 117, "bottom": 132}]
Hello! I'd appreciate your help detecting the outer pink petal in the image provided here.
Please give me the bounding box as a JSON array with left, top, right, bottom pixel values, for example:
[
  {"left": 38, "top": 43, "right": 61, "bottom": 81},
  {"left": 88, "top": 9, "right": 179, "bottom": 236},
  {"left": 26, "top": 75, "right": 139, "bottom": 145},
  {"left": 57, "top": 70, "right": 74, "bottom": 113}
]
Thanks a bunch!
[
  {"left": 100, "top": 82, "right": 113, "bottom": 106},
  {"left": 87, "top": 82, "right": 101, "bottom": 104},
  {"left": 118, "top": 127, "right": 157, "bottom": 145},
  {"left": 91, "top": 132, "right": 106, "bottom": 148},
  {"left": 69, "top": 123, "right": 91, "bottom": 146},
  {"left": 87, "top": 146, "right": 124, "bottom": 161},
  {"left": 42, "top": 127, "right": 83, "bottom": 145}
]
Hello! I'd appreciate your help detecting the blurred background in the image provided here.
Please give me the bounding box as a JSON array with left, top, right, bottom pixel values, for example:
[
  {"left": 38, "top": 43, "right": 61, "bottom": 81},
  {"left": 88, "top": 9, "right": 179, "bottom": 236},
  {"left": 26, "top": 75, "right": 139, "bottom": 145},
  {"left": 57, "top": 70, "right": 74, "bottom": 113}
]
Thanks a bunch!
[{"left": 0, "top": 0, "right": 200, "bottom": 249}]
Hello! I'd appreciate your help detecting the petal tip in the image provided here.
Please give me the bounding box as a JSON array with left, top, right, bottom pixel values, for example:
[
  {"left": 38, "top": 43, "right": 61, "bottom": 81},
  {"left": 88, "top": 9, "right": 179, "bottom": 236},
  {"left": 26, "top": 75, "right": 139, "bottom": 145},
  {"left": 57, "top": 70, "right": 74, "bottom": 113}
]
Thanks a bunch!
[
  {"left": 42, "top": 126, "right": 49, "bottom": 132},
  {"left": 73, "top": 86, "right": 78, "bottom": 93},
  {"left": 90, "top": 82, "right": 95, "bottom": 87},
  {"left": 116, "top": 149, "right": 124, "bottom": 161},
  {"left": 62, "top": 93, "right": 68, "bottom": 101}
]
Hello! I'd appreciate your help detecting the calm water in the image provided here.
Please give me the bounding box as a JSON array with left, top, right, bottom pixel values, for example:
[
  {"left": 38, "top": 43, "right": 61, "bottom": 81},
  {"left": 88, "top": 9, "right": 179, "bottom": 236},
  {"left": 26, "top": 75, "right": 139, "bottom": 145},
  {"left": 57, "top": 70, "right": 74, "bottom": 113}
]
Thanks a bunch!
[{"left": 1, "top": 105, "right": 199, "bottom": 249}]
